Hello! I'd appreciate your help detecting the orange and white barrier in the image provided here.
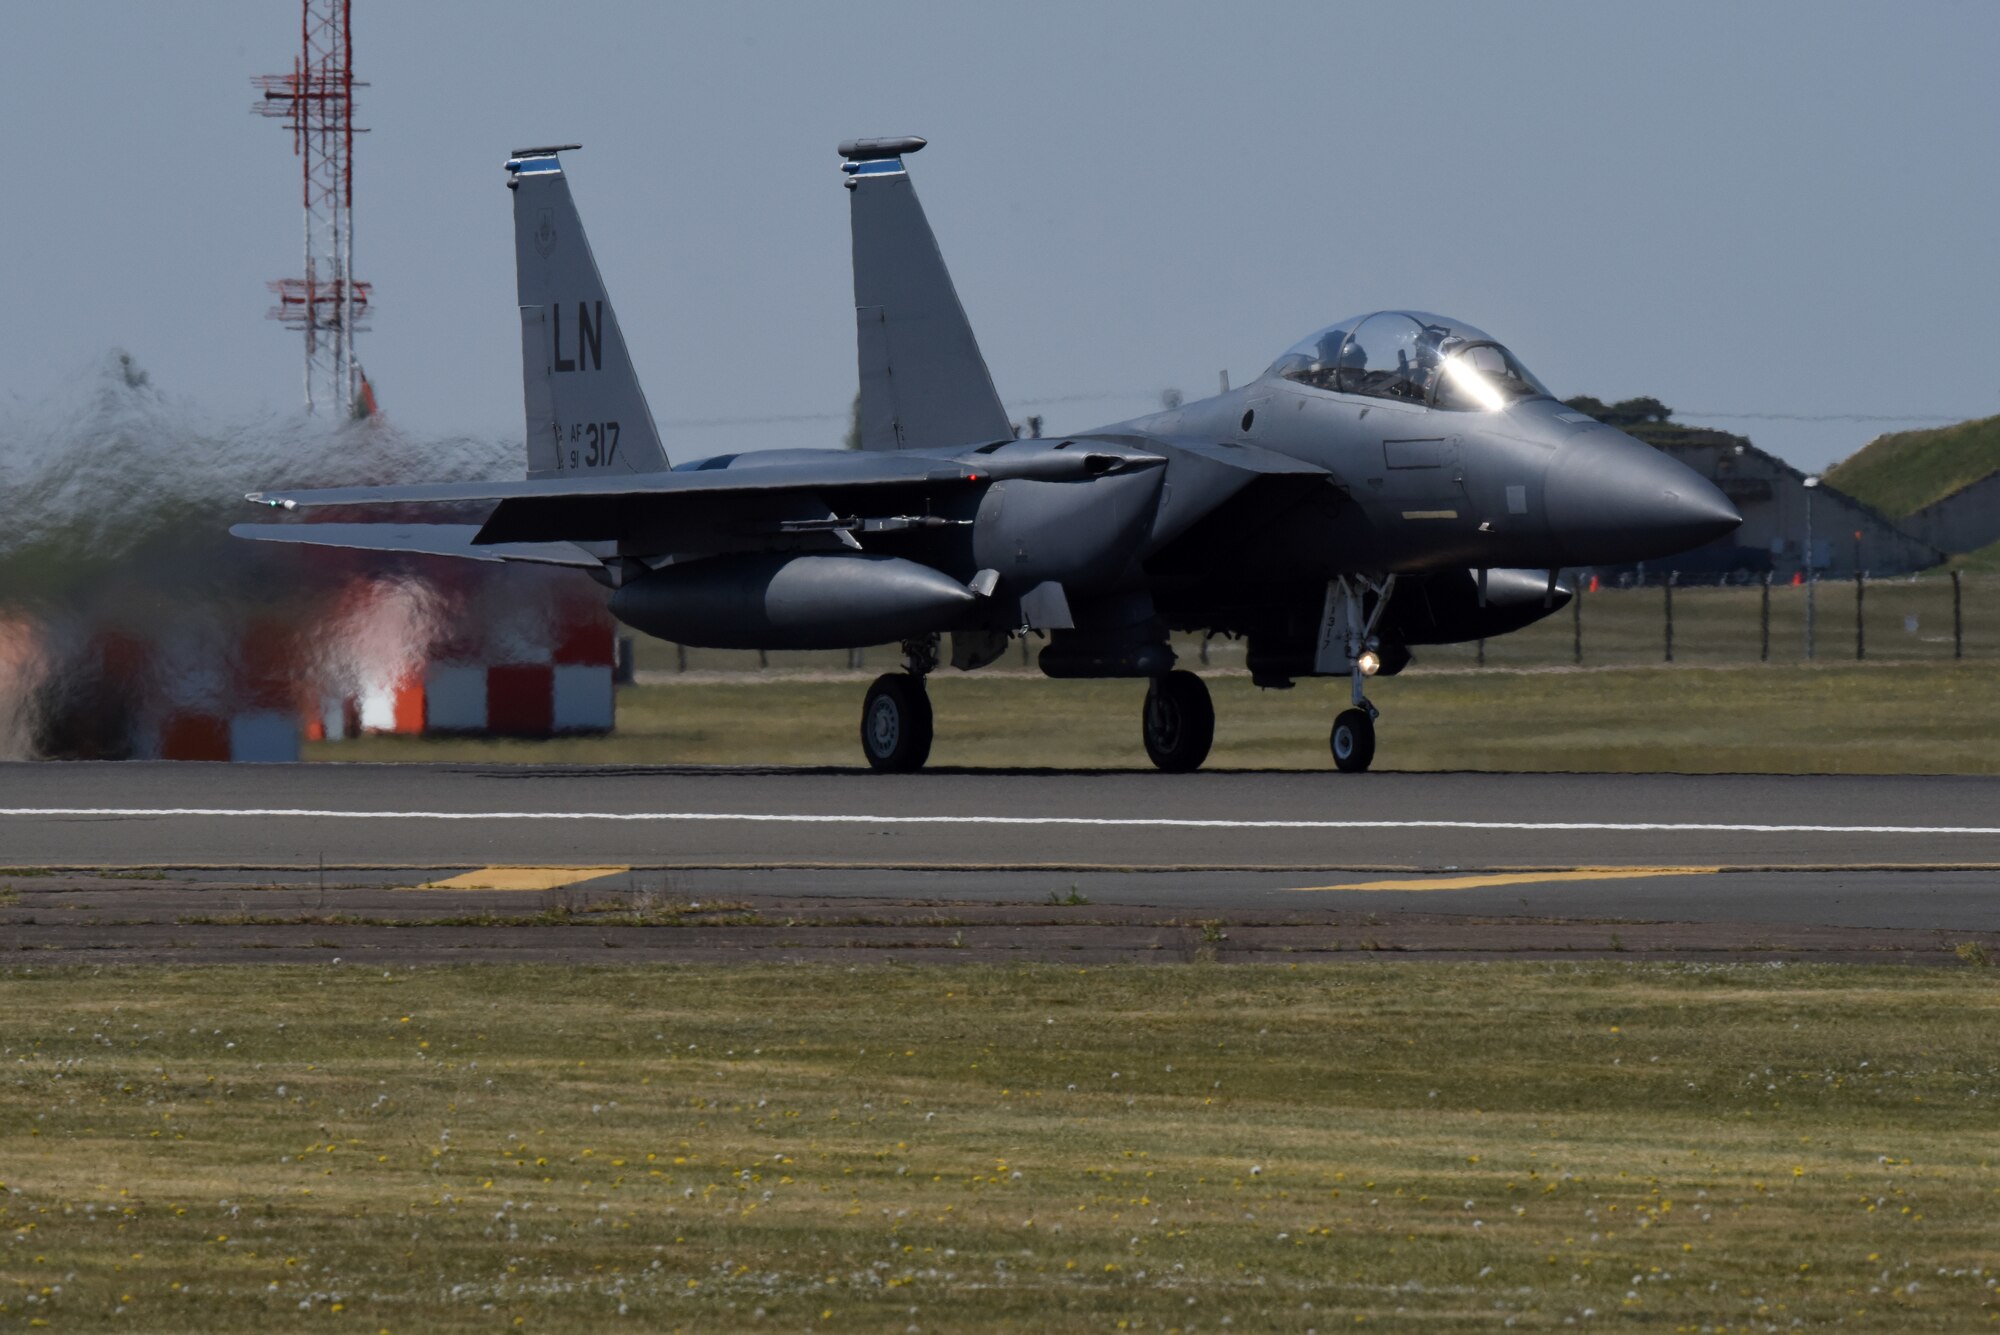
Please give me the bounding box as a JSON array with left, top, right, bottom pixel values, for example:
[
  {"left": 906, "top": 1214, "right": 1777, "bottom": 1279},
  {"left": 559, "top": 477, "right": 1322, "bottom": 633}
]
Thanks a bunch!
[
  {"left": 20, "top": 574, "right": 620, "bottom": 761},
  {"left": 420, "top": 607, "right": 615, "bottom": 735},
  {"left": 140, "top": 621, "right": 306, "bottom": 762}
]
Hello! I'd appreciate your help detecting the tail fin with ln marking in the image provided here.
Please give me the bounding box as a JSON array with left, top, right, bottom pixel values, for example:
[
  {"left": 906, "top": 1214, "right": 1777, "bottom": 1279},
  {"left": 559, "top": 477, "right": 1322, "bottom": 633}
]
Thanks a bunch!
[
  {"left": 841, "top": 136, "right": 1012, "bottom": 452},
  {"left": 507, "top": 145, "right": 670, "bottom": 478}
]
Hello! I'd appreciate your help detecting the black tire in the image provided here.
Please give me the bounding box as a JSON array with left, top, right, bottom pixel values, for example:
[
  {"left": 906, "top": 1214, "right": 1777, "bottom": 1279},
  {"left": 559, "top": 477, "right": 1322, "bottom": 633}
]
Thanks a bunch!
[
  {"left": 1142, "top": 670, "right": 1215, "bottom": 772},
  {"left": 860, "top": 674, "right": 933, "bottom": 772},
  {"left": 1330, "top": 708, "right": 1375, "bottom": 773}
]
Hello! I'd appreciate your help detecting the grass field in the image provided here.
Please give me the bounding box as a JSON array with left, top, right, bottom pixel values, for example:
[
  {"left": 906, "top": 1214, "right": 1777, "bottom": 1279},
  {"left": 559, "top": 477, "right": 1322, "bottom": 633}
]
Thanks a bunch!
[
  {"left": 3, "top": 964, "right": 1997, "bottom": 1332},
  {"left": 1825, "top": 414, "right": 2000, "bottom": 518},
  {"left": 617, "top": 574, "right": 2000, "bottom": 677},
  {"left": 311, "top": 660, "right": 2000, "bottom": 773},
  {"left": 1956, "top": 540, "right": 2000, "bottom": 575},
  {"left": 306, "top": 575, "right": 2000, "bottom": 772}
]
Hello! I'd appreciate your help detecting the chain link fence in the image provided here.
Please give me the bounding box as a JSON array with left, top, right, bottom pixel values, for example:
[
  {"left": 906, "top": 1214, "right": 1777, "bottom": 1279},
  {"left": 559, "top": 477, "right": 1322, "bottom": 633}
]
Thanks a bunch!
[
  {"left": 1427, "top": 569, "right": 1993, "bottom": 668},
  {"left": 625, "top": 571, "right": 1998, "bottom": 676}
]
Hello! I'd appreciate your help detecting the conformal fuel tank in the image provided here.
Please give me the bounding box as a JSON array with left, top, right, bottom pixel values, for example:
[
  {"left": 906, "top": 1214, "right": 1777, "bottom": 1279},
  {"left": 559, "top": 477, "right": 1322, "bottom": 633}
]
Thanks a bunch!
[{"left": 609, "top": 552, "right": 978, "bottom": 649}]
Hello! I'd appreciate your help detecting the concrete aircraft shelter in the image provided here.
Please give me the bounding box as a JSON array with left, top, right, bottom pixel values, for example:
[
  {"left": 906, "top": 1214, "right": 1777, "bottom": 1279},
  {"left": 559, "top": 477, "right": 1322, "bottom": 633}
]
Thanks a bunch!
[{"left": 1596, "top": 421, "right": 1943, "bottom": 580}]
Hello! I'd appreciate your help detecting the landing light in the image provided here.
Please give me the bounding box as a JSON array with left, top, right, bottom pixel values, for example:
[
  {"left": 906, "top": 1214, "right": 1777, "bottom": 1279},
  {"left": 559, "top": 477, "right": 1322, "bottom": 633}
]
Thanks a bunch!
[
  {"left": 1442, "top": 355, "right": 1507, "bottom": 412},
  {"left": 1356, "top": 650, "right": 1381, "bottom": 677}
]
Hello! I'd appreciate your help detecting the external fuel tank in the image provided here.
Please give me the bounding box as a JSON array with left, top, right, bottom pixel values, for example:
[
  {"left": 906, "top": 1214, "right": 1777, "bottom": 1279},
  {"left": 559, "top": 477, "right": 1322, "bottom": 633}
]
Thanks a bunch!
[{"left": 609, "top": 552, "right": 978, "bottom": 649}]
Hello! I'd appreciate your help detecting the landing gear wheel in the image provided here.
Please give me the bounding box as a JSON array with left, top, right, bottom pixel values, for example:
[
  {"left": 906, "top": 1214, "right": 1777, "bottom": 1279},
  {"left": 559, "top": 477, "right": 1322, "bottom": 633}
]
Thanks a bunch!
[
  {"left": 1143, "top": 670, "right": 1215, "bottom": 773},
  {"left": 1330, "top": 708, "right": 1375, "bottom": 773},
  {"left": 861, "top": 674, "right": 933, "bottom": 773}
]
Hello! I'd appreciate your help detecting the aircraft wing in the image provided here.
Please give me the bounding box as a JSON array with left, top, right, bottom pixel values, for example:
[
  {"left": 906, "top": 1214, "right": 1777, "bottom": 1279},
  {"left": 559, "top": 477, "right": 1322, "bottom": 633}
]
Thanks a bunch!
[
  {"left": 229, "top": 522, "right": 601, "bottom": 568},
  {"left": 245, "top": 454, "right": 981, "bottom": 511},
  {"left": 243, "top": 453, "right": 999, "bottom": 552}
]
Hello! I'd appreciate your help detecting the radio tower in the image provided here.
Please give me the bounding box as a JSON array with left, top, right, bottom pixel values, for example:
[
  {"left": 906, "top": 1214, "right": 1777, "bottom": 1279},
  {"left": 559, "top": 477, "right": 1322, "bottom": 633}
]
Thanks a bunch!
[{"left": 254, "top": 0, "right": 373, "bottom": 418}]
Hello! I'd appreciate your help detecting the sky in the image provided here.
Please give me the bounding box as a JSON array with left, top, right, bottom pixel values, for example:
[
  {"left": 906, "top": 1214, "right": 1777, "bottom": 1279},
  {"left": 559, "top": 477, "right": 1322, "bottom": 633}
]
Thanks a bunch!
[{"left": 4, "top": 1, "right": 1997, "bottom": 474}]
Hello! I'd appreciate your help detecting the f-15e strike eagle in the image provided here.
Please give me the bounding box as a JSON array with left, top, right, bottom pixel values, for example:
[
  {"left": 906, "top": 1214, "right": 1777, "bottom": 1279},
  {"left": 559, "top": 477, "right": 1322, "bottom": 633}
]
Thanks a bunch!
[{"left": 236, "top": 136, "right": 1739, "bottom": 773}]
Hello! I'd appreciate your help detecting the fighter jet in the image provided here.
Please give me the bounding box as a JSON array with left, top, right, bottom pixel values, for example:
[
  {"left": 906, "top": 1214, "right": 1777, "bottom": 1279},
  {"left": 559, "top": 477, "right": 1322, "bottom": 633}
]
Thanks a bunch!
[{"left": 235, "top": 137, "right": 1739, "bottom": 773}]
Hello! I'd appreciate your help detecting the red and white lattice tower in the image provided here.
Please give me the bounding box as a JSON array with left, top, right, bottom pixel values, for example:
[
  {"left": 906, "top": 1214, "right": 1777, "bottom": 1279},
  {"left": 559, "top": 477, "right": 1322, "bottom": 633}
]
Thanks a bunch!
[{"left": 254, "top": 0, "right": 372, "bottom": 418}]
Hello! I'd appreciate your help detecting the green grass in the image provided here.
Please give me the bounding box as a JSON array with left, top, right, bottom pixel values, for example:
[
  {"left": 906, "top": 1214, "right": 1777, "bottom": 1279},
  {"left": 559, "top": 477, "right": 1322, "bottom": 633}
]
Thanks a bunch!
[
  {"left": 1439, "top": 574, "right": 1996, "bottom": 666},
  {"left": 301, "top": 577, "right": 2000, "bottom": 771},
  {"left": 310, "top": 660, "right": 2000, "bottom": 774},
  {"left": 620, "top": 573, "right": 2000, "bottom": 677},
  {"left": 1826, "top": 414, "right": 2000, "bottom": 518},
  {"left": 2, "top": 964, "right": 1997, "bottom": 1332},
  {"left": 1954, "top": 538, "right": 2000, "bottom": 575}
]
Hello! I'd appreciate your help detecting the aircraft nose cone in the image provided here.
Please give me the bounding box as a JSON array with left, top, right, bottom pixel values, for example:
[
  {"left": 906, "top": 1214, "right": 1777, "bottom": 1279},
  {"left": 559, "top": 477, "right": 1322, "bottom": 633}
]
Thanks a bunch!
[{"left": 1545, "top": 432, "right": 1741, "bottom": 565}]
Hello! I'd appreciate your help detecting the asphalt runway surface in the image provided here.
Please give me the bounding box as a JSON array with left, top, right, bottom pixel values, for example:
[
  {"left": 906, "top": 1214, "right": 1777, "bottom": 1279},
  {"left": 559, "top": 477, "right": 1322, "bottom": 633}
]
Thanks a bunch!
[{"left": 3, "top": 764, "right": 1997, "bottom": 963}]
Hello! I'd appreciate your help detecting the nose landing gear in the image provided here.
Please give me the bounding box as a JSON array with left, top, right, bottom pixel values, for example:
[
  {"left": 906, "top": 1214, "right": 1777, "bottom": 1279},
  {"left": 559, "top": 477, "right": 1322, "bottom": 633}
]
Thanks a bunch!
[
  {"left": 1321, "top": 574, "right": 1395, "bottom": 774},
  {"left": 1330, "top": 705, "right": 1376, "bottom": 773}
]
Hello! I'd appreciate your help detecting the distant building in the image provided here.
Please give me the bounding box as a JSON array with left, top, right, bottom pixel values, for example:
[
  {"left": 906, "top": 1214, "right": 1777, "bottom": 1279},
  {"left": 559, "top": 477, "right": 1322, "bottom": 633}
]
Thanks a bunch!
[
  {"left": 1570, "top": 408, "right": 1943, "bottom": 580},
  {"left": 1898, "top": 470, "right": 2000, "bottom": 556}
]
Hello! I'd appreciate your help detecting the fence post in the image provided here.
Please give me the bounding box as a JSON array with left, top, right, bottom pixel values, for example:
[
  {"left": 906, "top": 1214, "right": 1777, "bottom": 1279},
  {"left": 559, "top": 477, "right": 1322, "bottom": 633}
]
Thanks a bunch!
[
  {"left": 1020, "top": 635, "right": 1031, "bottom": 667},
  {"left": 1663, "top": 571, "right": 1676, "bottom": 663},
  {"left": 1805, "top": 563, "right": 1817, "bottom": 662},
  {"left": 1476, "top": 637, "right": 1485, "bottom": 668},
  {"left": 1855, "top": 570, "right": 1865, "bottom": 661},
  {"left": 1759, "top": 572, "right": 1771, "bottom": 662},
  {"left": 1953, "top": 569, "right": 1963, "bottom": 659},
  {"left": 758, "top": 649, "right": 769, "bottom": 670},
  {"left": 1572, "top": 580, "right": 1583, "bottom": 666},
  {"left": 1200, "top": 635, "right": 1210, "bottom": 666},
  {"left": 676, "top": 643, "right": 687, "bottom": 673}
]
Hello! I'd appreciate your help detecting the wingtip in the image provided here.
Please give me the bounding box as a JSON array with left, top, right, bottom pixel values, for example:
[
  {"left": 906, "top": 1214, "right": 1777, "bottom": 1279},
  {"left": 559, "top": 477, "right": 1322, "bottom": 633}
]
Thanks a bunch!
[
  {"left": 505, "top": 144, "right": 581, "bottom": 176},
  {"left": 837, "top": 135, "right": 927, "bottom": 161}
]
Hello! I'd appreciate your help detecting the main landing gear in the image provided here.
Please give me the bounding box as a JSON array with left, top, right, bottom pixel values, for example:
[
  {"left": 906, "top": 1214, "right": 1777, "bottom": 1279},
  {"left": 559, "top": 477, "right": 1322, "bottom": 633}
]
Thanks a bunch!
[
  {"left": 860, "top": 636, "right": 939, "bottom": 773},
  {"left": 1142, "top": 669, "right": 1214, "bottom": 772}
]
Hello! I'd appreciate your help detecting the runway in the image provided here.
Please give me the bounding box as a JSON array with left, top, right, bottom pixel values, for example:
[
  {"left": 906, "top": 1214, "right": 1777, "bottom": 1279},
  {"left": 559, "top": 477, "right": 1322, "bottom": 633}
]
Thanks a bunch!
[{"left": 2, "top": 765, "right": 1997, "bottom": 946}]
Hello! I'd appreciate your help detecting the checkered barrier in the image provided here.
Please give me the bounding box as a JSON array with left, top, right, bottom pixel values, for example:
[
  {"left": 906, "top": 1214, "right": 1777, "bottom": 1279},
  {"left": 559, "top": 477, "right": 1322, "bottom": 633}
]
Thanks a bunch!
[{"left": 401, "top": 606, "right": 615, "bottom": 737}]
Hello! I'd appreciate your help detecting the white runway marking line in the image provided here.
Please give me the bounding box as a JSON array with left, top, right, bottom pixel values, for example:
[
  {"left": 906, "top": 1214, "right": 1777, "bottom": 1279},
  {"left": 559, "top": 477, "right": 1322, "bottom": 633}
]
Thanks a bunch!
[{"left": 4, "top": 808, "right": 2000, "bottom": 836}]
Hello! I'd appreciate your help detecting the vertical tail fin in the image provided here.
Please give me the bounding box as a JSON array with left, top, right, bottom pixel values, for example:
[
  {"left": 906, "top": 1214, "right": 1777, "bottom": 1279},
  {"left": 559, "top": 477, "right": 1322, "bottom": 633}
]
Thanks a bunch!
[
  {"left": 506, "top": 146, "right": 669, "bottom": 478},
  {"left": 841, "top": 136, "right": 1012, "bottom": 452}
]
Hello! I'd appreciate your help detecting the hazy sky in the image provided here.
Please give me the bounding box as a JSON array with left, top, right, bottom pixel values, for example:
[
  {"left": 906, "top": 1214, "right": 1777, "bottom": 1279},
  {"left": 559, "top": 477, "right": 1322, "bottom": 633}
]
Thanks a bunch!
[{"left": 6, "top": 2, "right": 1996, "bottom": 472}]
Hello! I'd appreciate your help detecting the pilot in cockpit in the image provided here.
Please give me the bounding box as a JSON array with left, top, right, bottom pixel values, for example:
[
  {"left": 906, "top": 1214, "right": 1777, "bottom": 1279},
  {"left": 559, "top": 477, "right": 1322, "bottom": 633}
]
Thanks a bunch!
[
  {"left": 1269, "top": 313, "right": 1555, "bottom": 411},
  {"left": 1296, "top": 329, "right": 1349, "bottom": 391},
  {"left": 1398, "top": 324, "right": 1459, "bottom": 402}
]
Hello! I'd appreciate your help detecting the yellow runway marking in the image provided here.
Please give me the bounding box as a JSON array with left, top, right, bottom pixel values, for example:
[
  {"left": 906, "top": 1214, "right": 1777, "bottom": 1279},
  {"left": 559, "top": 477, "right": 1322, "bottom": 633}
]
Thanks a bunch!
[
  {"left": 1294, "top": 866, "right": 1721, "bottom": 893},
  {"left": 418, "top": 866, "right": 628, "bottom": 892}
]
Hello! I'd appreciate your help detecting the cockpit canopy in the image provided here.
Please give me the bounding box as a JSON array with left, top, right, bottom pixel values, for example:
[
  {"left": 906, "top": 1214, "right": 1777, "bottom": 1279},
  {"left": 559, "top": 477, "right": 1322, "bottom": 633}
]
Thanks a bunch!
[{"left": 1264, "top": 311, "right": 1551, "bottom": 411}]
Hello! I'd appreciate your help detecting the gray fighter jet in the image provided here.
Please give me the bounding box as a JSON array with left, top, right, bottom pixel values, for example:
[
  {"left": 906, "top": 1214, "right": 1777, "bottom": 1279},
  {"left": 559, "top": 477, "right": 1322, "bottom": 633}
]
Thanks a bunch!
[{"left": 236, "top": 138, "right": 1739, "bottom": 773}]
